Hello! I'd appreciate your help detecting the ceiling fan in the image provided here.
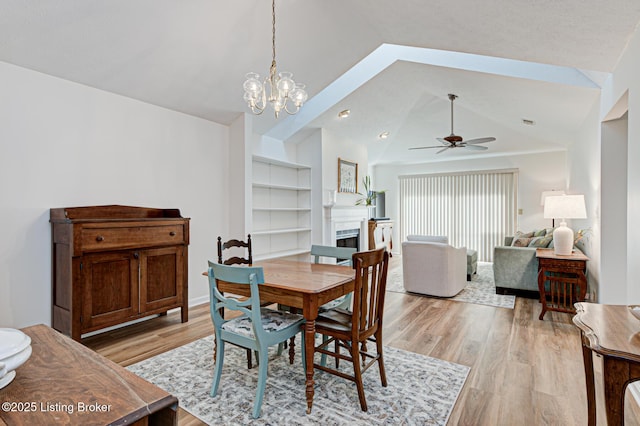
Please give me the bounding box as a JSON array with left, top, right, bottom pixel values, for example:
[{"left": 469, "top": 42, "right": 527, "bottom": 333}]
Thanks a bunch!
[{"left": 409, "top": 94, "right": 496, "bottom": 154}]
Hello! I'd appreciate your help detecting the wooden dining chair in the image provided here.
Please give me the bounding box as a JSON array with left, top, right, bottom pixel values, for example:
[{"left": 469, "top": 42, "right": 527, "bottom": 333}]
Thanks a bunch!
[
  {"left": 313, "top": 248, "right": 389, "bottom": 411},
  {"left": 217, "top": 234, "right": 257, "bottom": 368},
  {"left": 217, "top": 235, "right": 252, "bottom": 265},
  {"left": 207, "top": 261, "right": 305, "bottom": 419}
]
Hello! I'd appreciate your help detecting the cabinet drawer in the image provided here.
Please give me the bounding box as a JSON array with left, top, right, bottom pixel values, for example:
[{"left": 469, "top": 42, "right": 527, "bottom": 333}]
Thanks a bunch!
[
  {"left": 81, "top": 225, "right": 185, "bottom": 251},
  {"left": 539, "top": 258, "right": 586, "bottom": 271}
]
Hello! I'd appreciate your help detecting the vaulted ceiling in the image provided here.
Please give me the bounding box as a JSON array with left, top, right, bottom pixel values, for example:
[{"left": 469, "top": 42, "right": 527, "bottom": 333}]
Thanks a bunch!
[{"left": 2, "top": 1, "right": 639, "bottom": 165}]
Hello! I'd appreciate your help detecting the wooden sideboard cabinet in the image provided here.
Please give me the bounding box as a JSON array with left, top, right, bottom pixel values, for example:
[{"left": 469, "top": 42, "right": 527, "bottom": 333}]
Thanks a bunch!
[
  {"left": 50, "top": 205, "right": 190, "bottom": 341},
  {"left": 368, "top": 219, "right": 393, "bottom": 256}
]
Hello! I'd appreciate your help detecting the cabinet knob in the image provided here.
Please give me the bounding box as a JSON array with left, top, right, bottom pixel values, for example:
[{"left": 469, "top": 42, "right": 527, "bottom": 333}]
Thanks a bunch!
[
  {"left": 96, "top": 235, "right": 104, "bottom": 242},
  {"left": 133, "top": 252, "right": 139, "bottom": 259},
  {"left": 169, "top": 231, "right": 176, "bottom": 236}
]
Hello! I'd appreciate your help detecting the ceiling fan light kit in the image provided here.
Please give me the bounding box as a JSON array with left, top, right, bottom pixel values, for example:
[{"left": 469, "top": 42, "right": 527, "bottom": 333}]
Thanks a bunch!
[{"left": 410, "top": 93, "right": 496, "bottom": 154}]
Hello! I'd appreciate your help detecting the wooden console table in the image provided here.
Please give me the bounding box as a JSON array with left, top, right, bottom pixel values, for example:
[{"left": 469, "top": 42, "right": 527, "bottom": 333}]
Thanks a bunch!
[
  {"left": 536, "top": 248, "right": 588, "bottom": 320},
  {"left": 0, "top": 325, "right": 177, "bottom": 425},
  {"left": 368, "top": 219, "right": 393, "bottom": 256},
  {"left": 573, "top": 303, "right": 640, "bottom": 426}
]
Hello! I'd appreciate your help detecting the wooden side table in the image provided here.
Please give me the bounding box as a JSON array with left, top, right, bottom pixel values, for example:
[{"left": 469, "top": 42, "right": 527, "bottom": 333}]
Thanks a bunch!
[
  {"left": 536, "top": 248, "right": 589, "bottom": 320},
  {"left": 0, "top": 325, "right": 177, "bottom": 425},
  {"left": 573, "top": 303, "right": 640, "bottom": 426}
]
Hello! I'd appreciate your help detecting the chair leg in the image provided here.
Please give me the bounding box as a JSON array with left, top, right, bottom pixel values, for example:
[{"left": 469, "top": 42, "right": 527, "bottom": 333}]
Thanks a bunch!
[
  {"left": 300, "top": 331, "right": 306, "bottom": 375},
  {"left": 253, "top": 350, "right": 269, "bottom": 419},
  {"left": 335, "top": 339, "right": 340, "bottom": 368},
  {"left": 246, "top": 348, "right": 253, "bottom": 369},
  {"left": 210, "top": 339, "right": 225, "bottom": 397},
  {"left": 351, "top": 340, "right": 367, "bottom": 411},
  {"left": 320, "top": 334, "right": 328, "bottom": 367},
  {"left": 375, "top": 333, "right": 387, "bottom": 387},
  {"left": 288, "top": 336, "right": 296, "bottom": 364}
]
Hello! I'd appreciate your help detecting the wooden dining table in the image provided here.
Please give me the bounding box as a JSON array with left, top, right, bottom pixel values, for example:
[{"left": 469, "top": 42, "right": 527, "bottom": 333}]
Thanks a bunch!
[{"left": 205, "top": 258, "right": 355, "bottom": 414}]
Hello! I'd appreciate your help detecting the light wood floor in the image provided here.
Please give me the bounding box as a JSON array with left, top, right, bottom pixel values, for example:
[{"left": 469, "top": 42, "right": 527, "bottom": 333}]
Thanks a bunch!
[{"left": 84, "top": 257, "right": 640, "bottom": 425}]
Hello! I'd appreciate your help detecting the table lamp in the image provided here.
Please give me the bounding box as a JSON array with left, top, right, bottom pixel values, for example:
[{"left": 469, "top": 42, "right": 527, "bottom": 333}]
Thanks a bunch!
[
  {"left": 543, "top": 194, "right": 587, "bottom": 255},
  {"left": 540, "top": 190, "right": 566, "bottom": 227}
]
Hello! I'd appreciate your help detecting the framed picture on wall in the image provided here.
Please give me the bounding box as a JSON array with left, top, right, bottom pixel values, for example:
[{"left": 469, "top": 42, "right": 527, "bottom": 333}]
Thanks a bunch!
[{"left": 338, "top": 158, "right": 358, "bottom": 193}]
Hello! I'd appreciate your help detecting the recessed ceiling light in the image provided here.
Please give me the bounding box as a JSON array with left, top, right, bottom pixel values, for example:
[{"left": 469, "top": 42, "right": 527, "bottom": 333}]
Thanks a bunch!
[
  {"left": 338, "top": 109, "right": 350, "bottom": 118},
  {"left": 522, "top": 118, "right": 536, "bottom": 126},
  {"left": 379, "top": 131, "right": 390, "bottom": 139}
]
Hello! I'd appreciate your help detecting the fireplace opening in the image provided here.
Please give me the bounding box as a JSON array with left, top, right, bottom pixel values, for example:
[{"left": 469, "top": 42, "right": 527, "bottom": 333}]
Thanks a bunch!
[{"left": 336, "top": 228, "right": 360, "bottom": 264}]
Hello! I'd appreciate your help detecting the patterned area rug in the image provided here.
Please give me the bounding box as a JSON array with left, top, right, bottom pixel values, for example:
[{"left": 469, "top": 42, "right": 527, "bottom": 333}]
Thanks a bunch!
[
  {"left": 128, "top": 335, "right": 469, "bottom": 425},
  {"left": 386, "top": 261, "right": 515, "bottom": 309}
]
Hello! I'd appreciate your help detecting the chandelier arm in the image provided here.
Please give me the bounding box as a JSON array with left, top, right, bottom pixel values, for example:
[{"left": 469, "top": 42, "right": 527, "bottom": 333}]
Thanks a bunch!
[{"left": 283, "top": 102, "right": 300, "bottom": 115}]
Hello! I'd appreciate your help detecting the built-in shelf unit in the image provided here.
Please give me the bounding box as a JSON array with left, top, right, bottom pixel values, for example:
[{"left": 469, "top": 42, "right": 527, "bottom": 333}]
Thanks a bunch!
[{"left": 251, "top": 155, "right": 312, "bottom": 261}]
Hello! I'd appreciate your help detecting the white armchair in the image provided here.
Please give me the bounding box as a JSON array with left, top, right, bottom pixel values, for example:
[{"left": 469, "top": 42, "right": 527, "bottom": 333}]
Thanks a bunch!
[{"left": 401, "top": 235, "right": 467, "bottom": 297}]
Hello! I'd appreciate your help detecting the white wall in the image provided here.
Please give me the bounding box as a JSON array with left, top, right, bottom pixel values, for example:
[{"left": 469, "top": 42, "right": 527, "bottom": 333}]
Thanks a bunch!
[
  {"left": 599, "top": 24, "right": 640, "bottom": 303},
  {"left": 373, "top": 151, "right": 567, "bottom": 254},
  {"left": 565, "top": 99, "right": 602, "bottom": 301},
  {"left": 320, "top": 128, "right": 369, "bottom": 206},
  {"left": 297, "top": 130, "right": 324, "bottom": 245},
  {"left": 0, "top": 61, "right": 229, "bottom": 328}
]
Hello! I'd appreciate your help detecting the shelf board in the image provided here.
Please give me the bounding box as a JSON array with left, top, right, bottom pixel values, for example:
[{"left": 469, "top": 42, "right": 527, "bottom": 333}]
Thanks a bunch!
[
  {"left": 254, "top": 249, "right": 311, "bottom": 262},
  {"left": 253, "top": 182, "right": 311, "bottom": 191},
  {"left": 253, "top": 155, "right": 310, "bottom": 170},
  {"left": 251, "top": 227, "right": 311, "bottom": 236},
  {"left": 253, "top": 207, "right": 311, "bottom": 212}
]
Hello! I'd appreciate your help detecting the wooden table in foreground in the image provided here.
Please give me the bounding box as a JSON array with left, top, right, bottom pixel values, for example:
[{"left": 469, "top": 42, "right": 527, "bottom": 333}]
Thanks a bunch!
[
  {"left": 537, "top": 248, "right": 589, "bottom": 320},
  {"left": 573, "top": 303, "right": 640, "bottom": 425},
  {"left": 0, "top": 324, "right": 177, "bottom": 426},
  {"left": 209, "top": 259, "right": 354, "bottom": 414}
]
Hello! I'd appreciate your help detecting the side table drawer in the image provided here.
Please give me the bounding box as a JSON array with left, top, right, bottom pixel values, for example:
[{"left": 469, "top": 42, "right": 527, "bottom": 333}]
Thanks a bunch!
[
  {"left": 539, "top": 258, "right": 586, "bottom": 271},
  {"left": 81, "top": 225, "right": 185, "bottom": 251}
]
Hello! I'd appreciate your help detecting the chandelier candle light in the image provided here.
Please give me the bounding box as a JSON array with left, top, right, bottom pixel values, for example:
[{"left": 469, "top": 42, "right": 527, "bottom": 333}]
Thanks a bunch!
[
  {"left": 243, "top": 0, "right": 307, "bottom": 118},
  {"left": 543, "top": 194, "right": 587, "bottom": 256}
]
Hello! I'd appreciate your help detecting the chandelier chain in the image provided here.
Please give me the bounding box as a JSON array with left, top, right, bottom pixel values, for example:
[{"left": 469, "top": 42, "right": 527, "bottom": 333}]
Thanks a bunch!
[{"left": 271, "top": 0, "right": 276, "bottom": 67}]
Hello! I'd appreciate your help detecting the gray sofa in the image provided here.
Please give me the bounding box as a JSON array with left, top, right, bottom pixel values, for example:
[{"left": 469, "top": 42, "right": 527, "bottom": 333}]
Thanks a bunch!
[{"left": 493, "top": 236, "right": 539, "bottom": 297}]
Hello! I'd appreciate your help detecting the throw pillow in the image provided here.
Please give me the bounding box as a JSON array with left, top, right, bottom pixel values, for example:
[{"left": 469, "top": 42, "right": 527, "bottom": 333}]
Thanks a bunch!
[
  {"left": 512, "top": 237, "right": 533, "bottom": 247},
  {"left": 533, "top": 229, "right": 547, "bottom": 237},
  {"left": 528, "top": 235, "right": 553, "bottom": 248},
  {"left": 511, "top": 231, "right": 534, "bottom": 246}
]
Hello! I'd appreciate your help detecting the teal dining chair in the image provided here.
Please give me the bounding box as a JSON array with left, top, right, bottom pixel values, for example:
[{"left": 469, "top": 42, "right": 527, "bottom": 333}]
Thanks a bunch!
[
  {"left": 311, "top": 244, "right": 358, "bottom": 311},
  {"left": 207, "top": 261, "right": 306, "bottom": 419}
]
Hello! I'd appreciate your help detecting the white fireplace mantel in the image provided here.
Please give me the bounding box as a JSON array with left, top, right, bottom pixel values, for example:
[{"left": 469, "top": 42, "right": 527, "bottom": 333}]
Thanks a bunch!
[{"left": 323, "top": 205, "right": 369, "bottom": 250}]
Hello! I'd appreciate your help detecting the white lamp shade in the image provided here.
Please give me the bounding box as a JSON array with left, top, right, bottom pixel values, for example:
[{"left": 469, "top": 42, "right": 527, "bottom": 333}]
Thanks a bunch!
[
  {"left": 540, "top": 190, "right": 565, "bottom": 206},
  {"left": 543, "top": 194, "right": 587, "bottom": 255},
  {"left": 543, "top": 194, "right": 587, "bottom": 220}
]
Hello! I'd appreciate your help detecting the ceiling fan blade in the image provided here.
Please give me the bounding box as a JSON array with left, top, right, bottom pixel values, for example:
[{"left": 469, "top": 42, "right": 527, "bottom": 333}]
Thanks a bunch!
[
  {"left": 436, "top": 137, "right": 449, "bottom": 146},
  {"left": 464, "top": 137, "right": 496, "bottom": 145},
  {"left": 436, "top": 146, "right": 451, "bottom": 154},
  {"left": 409, "top": 145, "right": 446, "bottom": 150},
  {"left": 464, "top": 144, "right": 489, "bottom": 151}
]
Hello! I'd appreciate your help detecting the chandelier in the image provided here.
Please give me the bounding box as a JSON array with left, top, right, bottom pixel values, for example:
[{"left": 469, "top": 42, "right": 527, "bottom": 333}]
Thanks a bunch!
[{"left": 243, "top": 0, "right": 307, "bottom": 118}]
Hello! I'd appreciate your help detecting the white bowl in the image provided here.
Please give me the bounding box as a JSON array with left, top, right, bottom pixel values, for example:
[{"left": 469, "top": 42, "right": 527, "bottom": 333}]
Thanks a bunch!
[
  {"left": 629, "top": 305, "right": 640, "bottom": 321},
  {"left": 0, "top": 328, "right": 32, "bottom": 389}
]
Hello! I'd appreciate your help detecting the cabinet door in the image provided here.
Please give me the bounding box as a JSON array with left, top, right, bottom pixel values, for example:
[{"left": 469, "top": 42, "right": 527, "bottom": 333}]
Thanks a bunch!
[
  {"left": 139, "top": 246, "right": 184, "bottom": 313},
  {"left": 81, "top": 251, "right": 139, "bottom": 331}
]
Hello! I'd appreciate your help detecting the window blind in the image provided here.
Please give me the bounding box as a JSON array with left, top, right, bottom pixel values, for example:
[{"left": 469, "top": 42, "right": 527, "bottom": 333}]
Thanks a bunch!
[{"left": 399, "top": 169, "right": 517, "bottom": 261}]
